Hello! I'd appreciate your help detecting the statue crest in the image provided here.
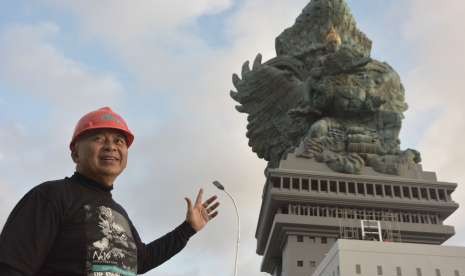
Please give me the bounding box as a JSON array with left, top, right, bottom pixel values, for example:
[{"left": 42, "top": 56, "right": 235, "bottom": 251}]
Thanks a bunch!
[{"left": 231, "top": 0, "right": 421, "bottom": 176}]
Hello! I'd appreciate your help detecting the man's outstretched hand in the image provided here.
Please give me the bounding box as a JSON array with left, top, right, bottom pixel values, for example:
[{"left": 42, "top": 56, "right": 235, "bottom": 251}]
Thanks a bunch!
[{"left": 185, "top": 189, "right": 220, "bottom": 232}]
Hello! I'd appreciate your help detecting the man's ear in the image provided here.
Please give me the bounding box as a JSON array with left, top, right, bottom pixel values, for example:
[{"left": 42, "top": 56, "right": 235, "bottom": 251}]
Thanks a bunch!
[{"left": 71, "top": 146, "right": 79, "bottom": 163}]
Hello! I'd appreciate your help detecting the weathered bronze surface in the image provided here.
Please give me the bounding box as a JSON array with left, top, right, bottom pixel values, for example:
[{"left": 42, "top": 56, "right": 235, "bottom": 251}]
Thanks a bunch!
[{"left": 231, "top": 0, "right": 421, "bottom": 175}]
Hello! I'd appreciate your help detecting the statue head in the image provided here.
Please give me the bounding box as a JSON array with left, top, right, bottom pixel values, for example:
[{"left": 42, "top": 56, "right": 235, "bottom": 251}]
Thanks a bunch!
[{"left": 325, "top": 26, "right": 342, "bottom": 53}]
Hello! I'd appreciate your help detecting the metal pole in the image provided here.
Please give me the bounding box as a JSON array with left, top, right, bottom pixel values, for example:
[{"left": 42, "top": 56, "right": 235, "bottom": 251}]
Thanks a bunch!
[{"left": 212, "top": 181, "right": 240, "bottom": 276}]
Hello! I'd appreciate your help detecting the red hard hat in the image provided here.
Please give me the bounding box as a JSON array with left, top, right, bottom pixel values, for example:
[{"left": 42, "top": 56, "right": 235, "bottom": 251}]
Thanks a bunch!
[{"left": 70, "top": 107, "right": 134, "bottom": 150}]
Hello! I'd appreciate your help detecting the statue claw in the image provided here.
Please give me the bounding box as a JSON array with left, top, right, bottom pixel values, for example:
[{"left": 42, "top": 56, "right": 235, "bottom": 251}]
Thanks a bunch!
[
  {"left": 235, "top": 105, "right": 246, "bottom": 113},
  {"left": 232, "top": 73, "right": 241, "bottom": 88},
  {"left": 253, "top": 54, "right": 262, "bottom": 70},
  {"left": 230, "top": 90, "right": 239, "bottom": 101},
  {"left": 242, "top": 61, "right": 250, "bottom": 76}
]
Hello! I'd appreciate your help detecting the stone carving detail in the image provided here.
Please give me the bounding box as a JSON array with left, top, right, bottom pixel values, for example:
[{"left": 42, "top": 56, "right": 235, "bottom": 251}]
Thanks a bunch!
[{"left": 230, "top": 0, "right": 421, "bottom": 175}]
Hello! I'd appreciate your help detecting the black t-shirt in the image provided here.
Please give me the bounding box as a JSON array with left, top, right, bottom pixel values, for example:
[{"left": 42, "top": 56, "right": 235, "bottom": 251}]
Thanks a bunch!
[{"left": 0, "top": 172, "right": 196, "bottom": 276}]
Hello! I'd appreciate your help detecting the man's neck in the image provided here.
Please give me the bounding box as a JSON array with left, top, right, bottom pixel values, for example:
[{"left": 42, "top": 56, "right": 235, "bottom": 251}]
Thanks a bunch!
[{"left": 76, "top": 169, "right": 115, "bottom": 188}]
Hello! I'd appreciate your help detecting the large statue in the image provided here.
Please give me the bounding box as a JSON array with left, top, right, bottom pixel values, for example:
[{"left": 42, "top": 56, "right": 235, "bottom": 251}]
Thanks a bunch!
[{"left": 231, "top": 0, "right": 421, "bottom": 175}]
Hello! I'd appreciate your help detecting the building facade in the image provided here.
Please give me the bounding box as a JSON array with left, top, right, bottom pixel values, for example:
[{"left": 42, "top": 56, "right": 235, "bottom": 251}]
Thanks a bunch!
[
  {"left": 313, "top": 239, "right": 465, "bottom": 276},
  {"left": 255, "top": 154, "right": 459, "bottom": 276}
]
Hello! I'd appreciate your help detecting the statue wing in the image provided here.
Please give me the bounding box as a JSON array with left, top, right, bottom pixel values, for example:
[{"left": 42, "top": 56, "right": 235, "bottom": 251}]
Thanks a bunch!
[{"left": 230, "top": 54, "right": 310, "bottom": 165}]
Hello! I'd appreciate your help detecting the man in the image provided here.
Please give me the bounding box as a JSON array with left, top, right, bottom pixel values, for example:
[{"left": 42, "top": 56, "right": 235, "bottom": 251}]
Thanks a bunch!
[{"left": 0, "top": 107, "right": 219, "bottom": 275}]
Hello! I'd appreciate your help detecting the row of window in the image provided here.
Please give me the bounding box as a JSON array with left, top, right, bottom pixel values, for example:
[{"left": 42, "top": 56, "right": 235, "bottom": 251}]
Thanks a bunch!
[
  {"left": 312, "top": 264, "right": 461, "bottom": 276},
  {"left": 279, "top": 204, "right": 441, "bottom": 224},
  {"left": 296, "top": 235, "right": 331, "bottom": 244},
  {"left": 296, "top": 260, "right": 317, "bottom": 268},
  {"left": 355, "top": 264, "right": 460, "bottom": 276},
  {"left": 270, "top": 176, "right": 452, "bottom": 202}
]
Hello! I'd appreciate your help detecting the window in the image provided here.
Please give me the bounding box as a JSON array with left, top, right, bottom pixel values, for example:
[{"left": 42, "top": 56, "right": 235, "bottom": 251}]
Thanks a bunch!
[
  {"left": 302, "top": 178, "right": 309, "bottom": 191},
  {"left": 302, "top": 206, "right": 309, "bottom": 216},
  {"left": 310, "top": 206, "right": 318, "bottom": 216},
  {"left": 396, "top": 266, "right": 402, "bottom": 276},
  {"left": 297, "top": 235, "right": 303, "bottom": 242},
  {"left": 310, "top": 261, "right": 316, "bottom": 268},
  {"left": 311, "top": 179, "right": 318, "bottom": 191},
  {"left": 348, "top": 182, "right": 356, "bottom": 194},
  {"left": 420, "top": 188, "right": 428, "bottom": 199},
  {"left": 366, "top": 210, "right": 374, "bottom": 220},
  {"left": 377, "top": 265, "right": 383, "bottom": 275},
  {"left": 454, "top": 270, "right": 460, "bottom": 276},
  {"left": 347, "top": 209, "right": 355, "bottom": 219},
  {"left": 384, "top": 185, "right": 392, "bottom": 197},
  {"left": 330, "top": 181, "right": 337, "bottom": 192},
  {"left": 430, "top": 189, "right": 438, "bottom": 200},
  {"left": 367, "top": 184, "right": 374, "bottom": 195},
  {"left": 374, "top": 210, "right": 381, "bottom": 220},
  {"left": 339, "top": 181, "right": 347, "bottom": 193},
  {"left": 297, "top": 260, "right": 303, "bottom": 267},
  {"left": 329, "top": 208, "right": 337, "bottom": 217},
  {"left": 436, "top": 268, "right": 441, "bottom": 276},
  {"left": 320, "top": 207, "right": 327, "bottom": 217},
  {"left": 411, "top": 214, "right": 419, "bottom": 223},
  {"left": 355, "top": 264, "right": 362, "bottom": 274},
  {"left": 403, "top": 186, "right": 411, "bottom": 198},
  {"left": 416, "top": 268, "right": 422, "bottom": 276},
  {"left": 309, "top": 236, "right": 316, "bottom": 243},
  {"left": 448, "top": 190, "right": 453, "bottom": 200},
  {"left": 393, "top": 186, "right": 401, "bottom": 197},
  {"left": 271, "top": 177, "right": 280, "bottom": 188},
  {"left": 283, "top": 177, "right": 290, "bottom": 189},
  {"left": 357, "top": 183, "right": 365, "bottom": 194},
  {"left": 292, "top": 178, "right": 300, "bottom": 190},
  {"left": 291, "top": 205, "right": 299, "bottom": 215},
  {"left": 375, "top": 184, "right": 383, "bottom": 196},
  {"left": 321, "top": 237, "right": 327, "bottom": 244},
  {"left": 438, "top": 189, "right": 446, "bottom": 201},
  {"left": 282, "top": 206, "right": 290, "bottom": 215},
  {"left": 412, "top": 187, "right": 419, "bottom": 199},
  {"left": 320, "top": 180, "right": 328, "bottom": 192}
]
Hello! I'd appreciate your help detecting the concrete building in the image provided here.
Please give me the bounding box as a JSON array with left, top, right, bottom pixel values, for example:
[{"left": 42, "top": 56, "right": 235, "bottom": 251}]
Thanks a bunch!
[
  {"left": 255, "top": 154, "right": 459, "bottom": 276},
  {"left": 313, "top": 239, "right": 465, "bottom": 276}
]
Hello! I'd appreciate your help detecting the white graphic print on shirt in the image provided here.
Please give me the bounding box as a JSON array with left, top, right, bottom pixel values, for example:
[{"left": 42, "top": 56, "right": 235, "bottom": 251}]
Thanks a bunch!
[{"left": 85, "top": 205, "right": 137, "bottom": 276}]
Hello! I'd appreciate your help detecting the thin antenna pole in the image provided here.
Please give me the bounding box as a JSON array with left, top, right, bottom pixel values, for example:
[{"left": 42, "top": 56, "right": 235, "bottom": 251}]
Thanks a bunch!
[{"left": 212, "top": 181, "right": 240, "bottom": 276}]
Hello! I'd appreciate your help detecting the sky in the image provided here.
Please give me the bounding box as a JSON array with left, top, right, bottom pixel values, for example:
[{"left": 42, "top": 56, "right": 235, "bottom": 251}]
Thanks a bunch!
[{"left": 1, "top": 0, "right": 465, "bottom": 276}]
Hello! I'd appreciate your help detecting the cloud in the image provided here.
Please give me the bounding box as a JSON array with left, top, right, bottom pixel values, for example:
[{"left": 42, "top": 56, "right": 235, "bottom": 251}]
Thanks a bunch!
[
  {"left": 44, "top": 0, "right": 232, "bottom": 44},
  {"left": 0, "top": 22, "right": 124, "bottom": 115},
  {"left": 0, "top": 20, "right": 130, "bottom": 197},
  {"left": 0, "top": 178, "right": 20, "bottom": 227},
  {"left": 402, "top": 0, "right": 465, "bottom": 244},
  {"left": 4, "top": 1, "right": 465, "bottom": 276},
  {"left": 1, "top": 1, "right": 307, "bottom": 275},
  {"left": 81, "top": 1, "right": 309, "bottom": 275}
]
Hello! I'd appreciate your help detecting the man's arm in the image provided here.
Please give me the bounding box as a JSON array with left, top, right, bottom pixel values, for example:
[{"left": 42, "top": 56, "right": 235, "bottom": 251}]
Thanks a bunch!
[
  {"left": 135, "top": 189, "right": 219, "bottom": 274},
  {"left": 135, "top": 221, "right": 196, "bottom": 274},
  {"left": 0, "top": 188, "right": 61, "bottom": 275},
  {"left": 0, "top": 263, "right": 25, "bottom": 276}
]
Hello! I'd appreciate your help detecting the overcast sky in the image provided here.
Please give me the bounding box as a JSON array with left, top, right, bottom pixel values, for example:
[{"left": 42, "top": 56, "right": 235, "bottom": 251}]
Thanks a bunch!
[{"left": 1, "top": 1, "right": 465, "bottom": 276}]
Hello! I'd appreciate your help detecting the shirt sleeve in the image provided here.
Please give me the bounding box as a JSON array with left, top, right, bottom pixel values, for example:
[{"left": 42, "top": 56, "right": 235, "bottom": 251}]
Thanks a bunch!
[
  {"left": 0, "top": 263, "right": 25, "bottom": 276},
  {"left": 0, "top": 187, "right": 62, "bottom": 275},
  {"left": 132, "top": 221, "right": 197, "bottom": 274}
]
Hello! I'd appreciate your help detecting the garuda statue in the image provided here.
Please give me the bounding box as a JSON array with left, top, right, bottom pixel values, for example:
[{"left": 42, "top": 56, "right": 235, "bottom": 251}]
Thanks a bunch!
[{"left": 231, "top": 0, "right": 421, "bottom": 176}]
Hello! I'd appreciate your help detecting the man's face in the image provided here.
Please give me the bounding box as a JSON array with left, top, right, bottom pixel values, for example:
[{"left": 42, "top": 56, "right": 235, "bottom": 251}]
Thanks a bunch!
[{"left": 72, "top": 129, "right": 128, "bottom": 186}]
